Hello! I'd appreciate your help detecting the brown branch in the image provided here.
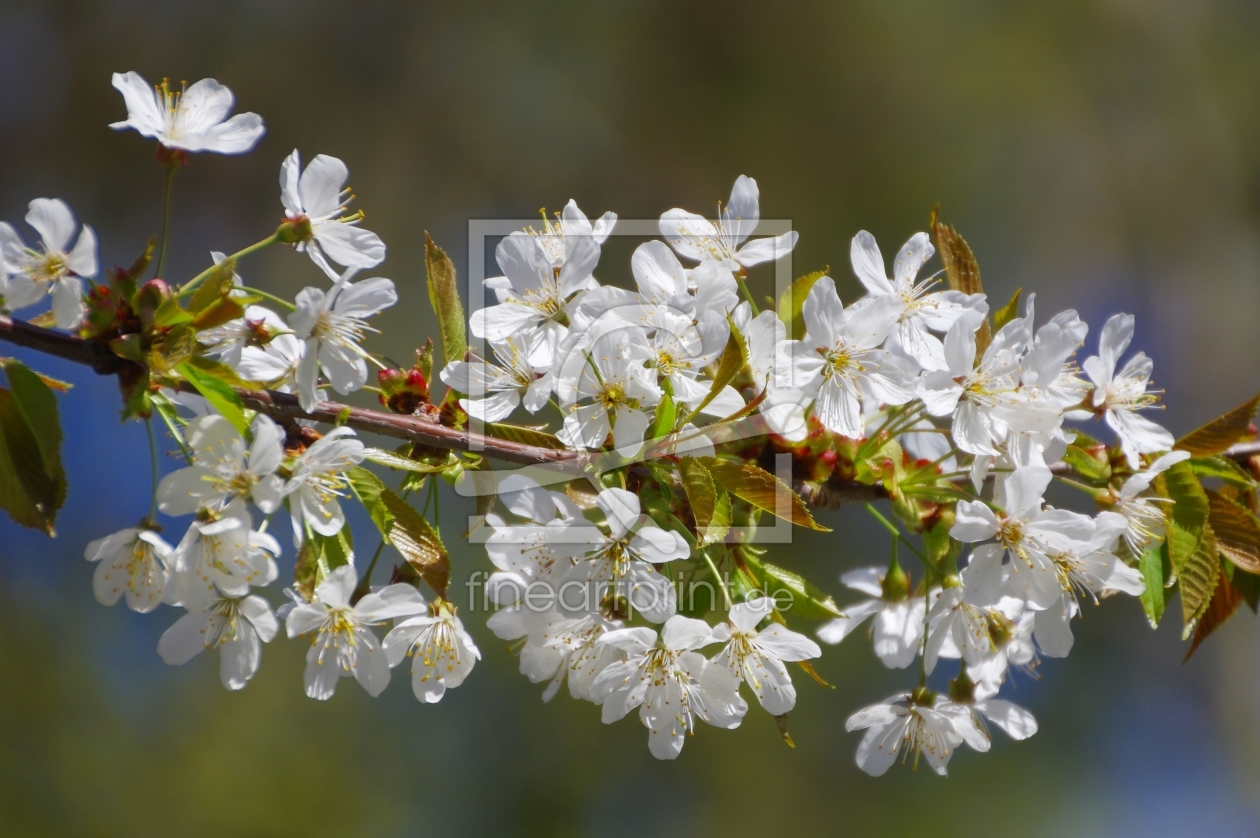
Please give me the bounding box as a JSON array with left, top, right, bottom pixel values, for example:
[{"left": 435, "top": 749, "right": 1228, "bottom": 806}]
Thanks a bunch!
[{"left": 1, "top": 315, "right": 1257, "bottom": 508}]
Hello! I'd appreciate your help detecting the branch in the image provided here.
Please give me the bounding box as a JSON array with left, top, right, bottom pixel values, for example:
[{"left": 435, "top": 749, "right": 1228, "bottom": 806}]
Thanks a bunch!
[{"left": 1, "top": 315, "right": 1256, "bottom": 509}]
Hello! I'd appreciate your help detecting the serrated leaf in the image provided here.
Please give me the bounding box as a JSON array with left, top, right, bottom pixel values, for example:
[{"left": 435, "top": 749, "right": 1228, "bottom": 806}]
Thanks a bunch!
[
  {"left": 930, "top": 206, "right": 990, "bottom": 355},
  {"left": 1188, "top": 455, "right": 1257, "bottom": 489},
  {"left": 753, "top": 559, "right": 843, "bottom": 619},
  {"left": 679, "top": 458, "right": 731, "bottom": 545},
  {"left": 188, "top": 257, "right": 236, "bottom": 314},
  {"left": 1184, "top": 557, "right": 1241, "bottom": 661},
  {"left": 1163, "top": 461, "right": 1210, "bottom": 538},
  {"left": 177, "top": 361, "right": 248, "bottom": 436},
  {"left": 485, "top": 422, "right": 567, "bottom": 450},
  {"left": 1139, "top": 541, "right": 1170, "bottom": 628},
  {"left": 1179, "top": 523, "right": 1220, "bottom": 634},
  {"left": 1175, "top": 393, "right": 1259, "bottom": 457},
  {"left": 1230, "top": 565, "right": 1260, "bottom": 613},
  {"left": 149, "top": 325, "right": 196, "bottom": 373},
  {"left": 185, "top": 354, "right": 249, "bottom": 388},
  {"left": 0, "top": 361, "right": 66, "bottom": 535},
  {"left": 425, "top": 233, "right": 466, "bottom": 370},
  {"left": 699, "top": 457, "right": 830, "bottom": 532},
  {"left": 992, "top": 287, "right": 1023, "bottom": 332},
  {"left": 380, "top": 488, "right": 450, "bottom": 596},
  {"left": 346, "top": 466, "right": 392, "bottom": 535},
  {"left": 777, "top": 268, "right": 828, "bottom": 341},
  {"left": 363, "top": 447, "right": 450, "bottom": 474},
  {"left": 293, "top": 539, "right": 320, "bottom": 601},
  {"left": 687, "top": 322, "right": 748, "bottom": 420},
  {"left": 1206, "top": 488, "right": 1260, "bottom": 573}
]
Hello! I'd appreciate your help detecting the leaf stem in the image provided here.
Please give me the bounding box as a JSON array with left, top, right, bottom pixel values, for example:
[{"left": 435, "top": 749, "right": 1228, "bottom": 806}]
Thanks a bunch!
[
  {"left": 155, "top": 166, "right": 176, "bottom": 279},
  {"left": 736, "top": 271, "right": 760, "bottom": 317},
  {"left": 176, "top": 233, "right": 280, "bottom": 298},
  {"left": 863, "top": 502, "right": 928, "bottom": 564},
  {"left": 238, "top": 285, "right": 297, "bottom": 312},
  {"left": 702, "top": 547, "right": 733, "bottom": 610},
  {"left": 145, "top": 417, "right": 159, "bottom": 521}
]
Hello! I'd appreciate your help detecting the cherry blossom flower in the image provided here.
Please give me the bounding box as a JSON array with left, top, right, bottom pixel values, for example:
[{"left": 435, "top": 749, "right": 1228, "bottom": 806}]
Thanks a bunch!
[
  {"left": 774, "top": 276, "right": 917, "bottom": 439},
  {"left": 283, "top": 565, "right": 428, "bottom": 700},
  {"left": 1112, "top": 450, "right": 1191, "bottom": 556},
  {"left": 711, "top": 597, "right": 821, "bottom": 714},
  {"left": 84, "top": 527, "right": 173, "bottom": 614},
  {"left": 168, "top": 500, "right": 281, "bottom": 610},
  {"left": 660, "top": 175, "right": 798, "bottom": 271},
  {"left": 938, "top": 694, "right": 1039, "bottom": 752},
  {"left": 384, "top": 599, "right": 481, "bottom": 703},
  {"left": 157, "top": 593, "right": 278, "bottom": 690},
  {"left": 290, "top": 271, "right": 397, "bottom": 411},
  {"left": 556, "top": 488, "right": 689, "bottom": 623},
  {"left": 964, "top": 597, "right": 1038, "bottom": 698},
  {"left": 283, "top": 427, "right": 365, "bottom": 547},
  {"left": 555, "top": 326, "right": 661, "bottom": 457},
  {"left": 1083, "top": 313, "right": 1174, "bottom": 468},
  {"left": 280, "top": 150, "right": 385, "bottom": 280},
  {"left": 0, "top": 198, "right": 97, "bottom": 329},
  {"left": 845, "top": 692, "right": 968, "bottom": 776},
  {"left": 591, "top": 616, "right": 746, "bottom": 760},
  {"left": 109, "top": 72, "right": 265, "bottom": 154},
  {"left": 198, "top": 304, "right": 285, "bottom": 370},
  {"left": 848, "top": 230, "right": 986, "bottom": 370},
  {"left": 818, "top": 567, "right": 928, "bottom": 669},
  {"left": 157, "top": 414, "right": 285, "bottom": 515},
  {"left": 439, "top": 333, "right": 552, "bottom": 422}
]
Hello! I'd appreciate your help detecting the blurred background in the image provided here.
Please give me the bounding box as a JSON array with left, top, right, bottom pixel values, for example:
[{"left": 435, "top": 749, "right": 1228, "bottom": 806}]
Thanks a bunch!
[{"left": 1, "top": 0, "right": 1259, "bottom": 835}]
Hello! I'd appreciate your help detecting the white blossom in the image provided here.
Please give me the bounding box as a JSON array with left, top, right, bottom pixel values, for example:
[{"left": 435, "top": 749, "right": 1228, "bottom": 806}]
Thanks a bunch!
[
  {"left": 440, "top": 333, "right": 552, "bottom": 422},
  {"left": 280, "top": 150, "right": 385, "bottom": 280},
  {"left": 774, "top": 276, "right": 917, "bottom": 439},
  {"left": 1112, "top": 450, "right": 1191, "bottom": 556},
  {"left": 168, "top": 500, "right": 280, "bottom": 610},
  {"left": 555, "top": 326, "right": 661, "bottom": 457},
  {"left": 109, "top": 72, "right": 264, "bottom": 154},
  {"left": 845, "top": 692, "right": 969, "bottom": 777},
  {"left": 283, "top": 427, "right": 365, "bottom": 547},
  {"left": 711, "top": 597, "right": 821, "bottom": 714},
  {"left": 591, "top": 616, "right": 746, "bottom": 760},
  {"left": 157, "top": 414, "right": 285, "bottom": 515},
  {"left": 817, "top": 567, "right": 927, "bottom": 669},
  {"left": 290, "top": 271, "right": 397, "bottom": 412},
  {"left": 384, "top": 599, "right": 481, "bottom": 703},
  {"left": 283, "top": 565, "right": 428, "bottom": 700},
  {"left": 660, "top": 175, "right": 798, "bottom": 271},
  {"left": 84, "top": 527, "right": 173, "bottom": 613},
  {"left": 158, "top": 593, "right": 278, "bottom": 690},
  {"left": 1083, "top": 314, "right": 1174, "bottom": 468},
  {"left": 0, "top": 198, "right": 97, "bottom": 329}
]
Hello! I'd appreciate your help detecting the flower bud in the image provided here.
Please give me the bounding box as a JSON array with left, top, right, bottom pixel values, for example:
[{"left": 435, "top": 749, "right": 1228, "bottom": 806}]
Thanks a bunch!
[{"left": 135, "top": 278, "right": 171, "bottom": 334}]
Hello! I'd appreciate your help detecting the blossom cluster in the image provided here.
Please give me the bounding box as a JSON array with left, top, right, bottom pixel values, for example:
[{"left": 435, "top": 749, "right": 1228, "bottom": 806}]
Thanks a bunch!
[{"left": 3, "top": 71, "right": 1225, "bottom": 777}]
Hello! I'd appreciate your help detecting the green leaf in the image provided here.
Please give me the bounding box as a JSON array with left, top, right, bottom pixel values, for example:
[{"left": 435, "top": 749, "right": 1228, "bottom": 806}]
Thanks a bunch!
[
  {"left": 185, "top": 354, "right": 249, "bottom": 388},
  {"left": 293, "top": 539, "right": 320, "bottom": 601},
  {"left": 1138, "top": 541, "right": 1170, "bottom": 628},
  {"left": 191, "top": 297, "right": 244, "bottom": 330},
  {"left": 425, "top": 233, "right": 466, "bottom": 370},
  {"left": 777, "top": 268, "right": 828, "bottom": 341},
  {"left": 0, "top": 361, "right": 66, "bottom": 535},
  {"left": 699, "top": 457, "right": 830, "bottom": 532},
  {"left": 1188, "top": 455, "right": 1257, "bottom": 489},
  {"left": 485, "top": 422, "right": 567, "bottom": 450},
  {"left": 750, "top": 557, "right": 843, "bottom": 619},
  {"left": 679, "top": 458, "right": 731, "bottom": 545},
  {"left": 346, "top": 466, "right": 393, "bottom": 535},
  {"left": 380, "top": 488, "right": 450, "bottom": 595},
  {"left": 686, "top": 321, "right": 747, "bottom": 420},
  {"left": 177, "top": 361, "right": 249, "bottom": 436},
  {"left": 1063, "top": 442, "right": 1111, "bottom": 485},
  {"left": 1230, "top": 565, "right": 1260, "bottom": 613},
  {"left": 153, "top": 296, "right": 193, "bottom": 327},
  {"left": 1184, "top": 564, "right": 1244, "bottom": 661},
  {"left": 295, "top": 527, "right": 356, "bottom": 600},
  {"left": 1163, "top": 461, "right": 1210, "bottom": 540},
  {"left": 650, "top": 391, "right": 676, "bottom": 441},
  {"left": 1179, "top": 523, "right": 1220, "bottom": 635},
  {"left": 362, "top": 447, "right": 450, "bottom": 474},
  {"left": 1206, "top": 488, "right": 1260, "bottom": 574},
  {"left": 1175, "top": 393, "right": 1260, "bottom": 457},
  {"left": 188, "top": 256, "right": 236, "bottom": 314},
  {"left": 992, "top": 287, "right": 1023, "bottom": 333}
]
